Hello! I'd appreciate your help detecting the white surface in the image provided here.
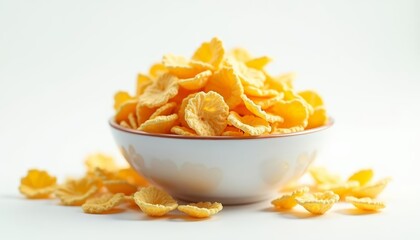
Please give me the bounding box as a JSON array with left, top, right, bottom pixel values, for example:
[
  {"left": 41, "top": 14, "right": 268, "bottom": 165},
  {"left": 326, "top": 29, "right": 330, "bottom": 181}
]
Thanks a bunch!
[{"left": 1, "top": 0, "right": 419, "bottom": 239}]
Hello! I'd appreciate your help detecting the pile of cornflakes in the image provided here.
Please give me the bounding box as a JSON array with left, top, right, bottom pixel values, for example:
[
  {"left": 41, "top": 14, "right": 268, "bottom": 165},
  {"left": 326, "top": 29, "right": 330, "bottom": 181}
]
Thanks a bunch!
[
  {"left": 271, "top": 167, "right": 390, "bottom": 215},
  {"left": 114, "top": 37, "right": 328, "bottom": 136},
  {"left": 19, "top": 153, "right": 222, "bottom": 218}
]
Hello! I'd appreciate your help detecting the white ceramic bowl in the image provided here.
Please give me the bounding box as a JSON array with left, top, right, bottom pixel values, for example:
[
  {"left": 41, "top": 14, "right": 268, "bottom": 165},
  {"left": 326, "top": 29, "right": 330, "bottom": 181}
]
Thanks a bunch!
[{"left": 110, "top": 119, "right": 333, "bottom": 204}]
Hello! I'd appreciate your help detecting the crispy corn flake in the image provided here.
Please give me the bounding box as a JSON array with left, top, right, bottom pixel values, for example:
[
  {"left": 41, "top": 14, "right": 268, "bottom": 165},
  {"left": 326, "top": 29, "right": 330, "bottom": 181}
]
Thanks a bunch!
[
  {"left": 55, "top": 178, "right": 100, "bottom": 206},
  {"left": 85, "top": 153, "right": 117, "bottom": 173},
  {"left": 222, "top": 126, "right": 244, "bottom": 137},
  {"left": 138, "top": 114, "right": 179, "bottom": 134},
  {"left": 271, "top": 125, "right": 304, "bottom": 134},
  {"left": 204, "top": 67, "right": 244, "bottom": 109},
  {"left": 185, "top": 91, "right": 229, "bottom": 136},
  {"left": 348, "top": 169, "right": 374, "bottom": 186},
  {"left": 318, "top": 181, "right": 360, "bottom": 199},
  {"left": 149, "top": 63, "right": 167, "bottom": 78},
  {"left": 119, "top": 121, "right": 131, "bottom": 129},
  {"left": 309, "top": 166, "right": 342, "bottom": 185},
  {"left": 149, "top": 102, "right": 177, "bottom": 119},
  {"left": 138, "top": 73, "right": 179, "bottom": 108},
  {"left": 231, "top": 105, "right": 253, "bottom": 116},
  {"left": 267, "top": 99, "right": 309, "bottom": 128},
  {"left": 135, "top": 104, "right": 157, "bottom": 126},
  {"left": 162, "top": 54, "right": 205, "bottom": 78},
  {"left": 124, "top": 194, "right": 136, "bottom": 206},
  {"left": 82, "top": 193, "right": 125, "bottom": 214},
  {"left": 295, "top": 191, "right": 339, "bottom": 215},
  {"left": 227, "top": 111, "right": 271, "bottom": 136},
  {"left": 234, "top": 61, "right": 266, "bottom": 88},
  {"left": 114, "top": 38, "right": 329, "bottom": 136},
  {"left": 307, "top": 106, "right": 328, "bottom": 129},
  {"left": 178, "top": 70, "right": 212, "bottom": 91},
  {"left": 192, "top": 37, "right": 225, "bottom": 69},
  {"left": 19, "top": 169, "right": 57, "bottom": 199},
  {"left": 170, "top": 125, "right": 197, "bottom": 136},
  {"left": 189, "top": 60, "right": 214, "bottom": 71},
  {"left": 352, "top": 178, "right": 391, "bottom": 198},
  {"left": 103, "top": 180, "right": 138, "bottom": 195},
  {"left": 93, "top": 167, "right": 116, "bottom": 182},
  {"left": 116, "top": 168, "right": 148, "bottom": 187},
  {"left": 178, "top": 93, "right": 198, "bottom": 127},
  {"left": 128, "top": 112, "right": 138, "bottom": 129},
  {"left": 249, "top": 95, "right": 284, "bottom": 109},
  {"left": 244, "top": 85, "right": 279, "bottom": 98},
  {"left": 229, "top": 48, "right": 252, "bottom": 62},
  {"left": 271, "top": 187, "right": 309, "bottom": 210},
  {"left": 246, "top": 56, "right": 271, "bottom": 70},
  {"left": 266, "top": 72, "right": 295, "bottom": 92},
  {"left": 178, "top": 202, "right": 223, "bottom": 218},
  {"left": 114, "top": 91, "right": 135, "bottom": 111},
  {"left": 241, "top": 94, "right": 283, "bottom": 123},
  {"left": 133, "top": 186, "right": 178, "bottom": 217},
  {"left": 169, "top": 87, "right": 197, "bottom": 105},
  {"left": 115, "top": 100, "right": 137, "bottom": 124},
  {"left": 345, "top": 196, "right": 386, "bottom": 211},
  {"left": 136, "top": 74, "right": 153, "bottom": 96},
  {"left": 298, "top": 90, "right": 324, "bottom": 108}
]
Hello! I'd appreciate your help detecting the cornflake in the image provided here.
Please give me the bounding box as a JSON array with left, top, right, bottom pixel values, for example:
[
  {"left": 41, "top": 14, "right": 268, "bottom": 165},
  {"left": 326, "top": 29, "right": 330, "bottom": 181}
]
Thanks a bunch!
[
  {"left": 271, "top": 187, "right": 309, "bottom": 210},
  {"left": 55, "top": 178, "right": 100, "bottom": 206},
  {"left": 82, "top": 193, "right": 125, "bottom": 214},
  {"left": 184, "top": 91, "right": 229, "bottom": 136},
  {"left": 345, "top": 196, "right": 386, "bottom": 211},
  {"left": 178, "top": 202, "right": 223, "bottom": 218},
  {"left": 295, "top": 191, "right": 339, "bottom": 215},
  {"left": 133, "top": 186, "right": 178, "bottom": 217},
  {"left": 19, "top": 169, "right": 57, "bottom": 199},
  {"left": 115, "top": 37, "right": 330, "bottom": 136}
]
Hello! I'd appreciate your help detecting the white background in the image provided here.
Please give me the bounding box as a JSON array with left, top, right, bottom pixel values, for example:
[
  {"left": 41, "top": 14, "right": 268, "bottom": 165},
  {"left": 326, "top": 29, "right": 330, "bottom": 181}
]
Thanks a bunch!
[{"left": 1, "top": 0, "right": 419, "bottom": 239}]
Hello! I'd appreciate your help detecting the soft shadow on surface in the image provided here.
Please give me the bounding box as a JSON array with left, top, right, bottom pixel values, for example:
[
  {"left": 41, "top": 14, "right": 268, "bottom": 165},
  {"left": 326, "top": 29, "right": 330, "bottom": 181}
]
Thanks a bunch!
[
  {"left": 95, "top": 208, "right": 126, "bottom": 215},
  {"left": 0, "top": 194, "right": 24, "bottom": 200},
  {"left": 108, "top": 208, "right": 210, "bottom": 222},
  {"left": 167, "top": 214, "right": 213, "bottom": 222},
  {"left": 260, "top": 207, "right": 321, "bottom": 219},
  {"left": 336, "top": 208, "right": 381, "bottom": 216}
]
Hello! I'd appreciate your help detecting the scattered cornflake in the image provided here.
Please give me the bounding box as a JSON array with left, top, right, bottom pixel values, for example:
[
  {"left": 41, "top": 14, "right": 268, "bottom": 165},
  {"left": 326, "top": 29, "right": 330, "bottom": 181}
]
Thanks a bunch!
[
  {"left": 19, "top": 169, "right": 57, "bottom": 199},
  {"left": 348, "top": 169, "right": 374, "bottom": 186},
  {"left": 85, "top": 153, "right": 117, "bottom": 173},
  {"left": 317, "top": 181, "right": 360, "bottom": 199},
  {"left": 271, "top": 187, "right": 309, "bottom": 210},
  {"left": 82, "top": 193, "right": 125, "bottom": 214},
  {"left": 55, "top": 178, "right": 100, "bottom": 206},
  {"left": 309, "top": 166, "right": 342, "bottom": 185},
  {"left": 351, "top": 178, "right": 391, "bottom": 198},
  {"left": 133, "top": 186, "right": 178, "bottom": 217},
  {"left": 345, "top": 196, "right": 386, "bottom": 211},
  {"left": 295, "top": 191, "right": 339, "bottom": 215},
  {"left": 103, "top": 180, "right": 138, "bottom": 195},
  {"left": 178, "top": 202, "right": 223, "bottom": 218}
]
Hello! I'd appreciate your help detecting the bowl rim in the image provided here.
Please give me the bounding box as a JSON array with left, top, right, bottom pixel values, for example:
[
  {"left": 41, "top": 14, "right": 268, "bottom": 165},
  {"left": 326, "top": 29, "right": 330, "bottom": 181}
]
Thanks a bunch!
[{"left": 109, "top": 117, "right": 334, "bottom": 140}]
